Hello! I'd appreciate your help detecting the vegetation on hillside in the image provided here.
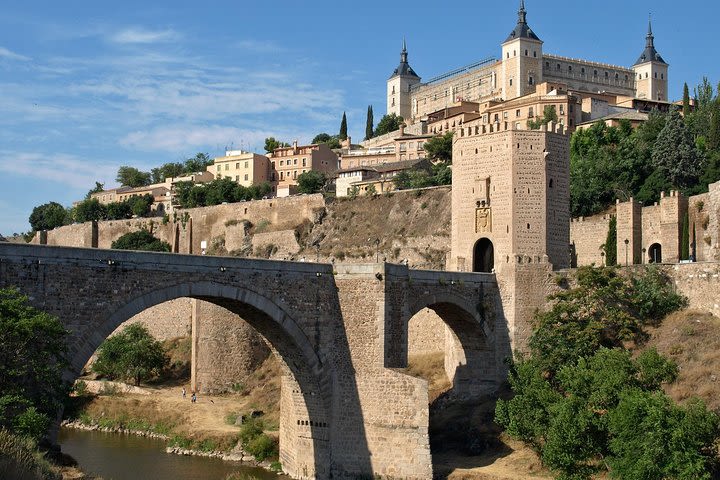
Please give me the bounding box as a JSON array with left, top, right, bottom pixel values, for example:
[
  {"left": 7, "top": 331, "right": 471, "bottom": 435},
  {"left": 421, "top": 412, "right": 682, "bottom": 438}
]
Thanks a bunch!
[
  {"left": 296, "top": 170, "right": 328, "bottom": 194},
  {"left": 111, "top": 230, "right": 171, "bottom": 252},
  {"left": 0, "top": 429, "right": 61, "bottom": 480},
  {"left": 571, "top": 78, "right": 720, "bottom": 218},
  {"left": 0, "top": 288, "right": 69, "bottom": 441},
  {"left": 374, "top": 113, "right": 403, "bottom": 137},
  {"left": 495, "top": 266, "right": 719, "bottom": 480},
  {"left": 92, "top": 324, "right": 168, "bottom": 386},
  {"left": 173, "top": 177, "right": 271, "bottom": 208},
  {"left": 116, "top": 153, "right": 214, "bottom": 188}
]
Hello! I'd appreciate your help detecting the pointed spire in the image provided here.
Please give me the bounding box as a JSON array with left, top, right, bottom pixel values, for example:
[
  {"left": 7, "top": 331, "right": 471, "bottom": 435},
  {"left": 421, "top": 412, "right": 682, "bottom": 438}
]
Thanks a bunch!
[
  {"left": 518, "top": 0, "right": 527, "bottom": 24},
  {"left": 646, "top": 14, "right": 654, "bottom": 48},
  {"left": 389, "top": 37, "right": 419, "bottom": 79},
  {"left": 400, "top": 38, "right": 408, "bottom": 64},
  {"left": 402, "top": 37, "right": 407, "bottom": 53}
]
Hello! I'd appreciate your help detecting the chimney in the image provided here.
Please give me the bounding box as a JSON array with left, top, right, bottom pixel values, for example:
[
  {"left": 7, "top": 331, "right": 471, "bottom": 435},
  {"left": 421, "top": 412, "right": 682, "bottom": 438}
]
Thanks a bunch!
[{"left": 399, "top": 123, "right": 406, "bottom": 136}]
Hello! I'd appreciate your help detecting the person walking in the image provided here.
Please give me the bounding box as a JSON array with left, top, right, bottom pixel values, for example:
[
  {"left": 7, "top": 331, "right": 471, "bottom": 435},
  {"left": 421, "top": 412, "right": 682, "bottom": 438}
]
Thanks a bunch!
[
  {"left": 182, "top": 387, "right": 186, "bottom": 399},
  {"left": 191, "top": 391, "right": 196, "bottom": 403}
]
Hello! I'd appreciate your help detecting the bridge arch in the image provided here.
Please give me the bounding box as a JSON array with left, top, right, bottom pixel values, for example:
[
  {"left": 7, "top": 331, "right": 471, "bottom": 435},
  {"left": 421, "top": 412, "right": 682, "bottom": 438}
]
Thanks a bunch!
[
  {"left": 69, "top": 281, "right": 333, "bottom": 479},
  {"left": 407, "top": 290, "right": 496, "bottom": 399}
]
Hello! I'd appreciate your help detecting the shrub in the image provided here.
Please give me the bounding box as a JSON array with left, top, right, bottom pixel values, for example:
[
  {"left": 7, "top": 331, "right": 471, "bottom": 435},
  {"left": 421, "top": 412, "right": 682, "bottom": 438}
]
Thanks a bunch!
[
  {"left": 245, "top": 433, "right": 277, "bottom": 462},
  {"left": 0, "top": 429, "right": 59, "bottom": 480},
  {"left": 111, "top": 230, "right": 170, "bottom": 252}
]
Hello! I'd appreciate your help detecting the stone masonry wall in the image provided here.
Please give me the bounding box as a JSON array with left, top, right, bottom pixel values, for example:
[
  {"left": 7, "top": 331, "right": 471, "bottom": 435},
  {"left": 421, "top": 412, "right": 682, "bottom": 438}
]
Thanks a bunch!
[
  {"left": 570, "top": 214, "right": 611, "bottom": 266},
  {"left": 191, "top": 300, "right": 271, "bottom": 394}
]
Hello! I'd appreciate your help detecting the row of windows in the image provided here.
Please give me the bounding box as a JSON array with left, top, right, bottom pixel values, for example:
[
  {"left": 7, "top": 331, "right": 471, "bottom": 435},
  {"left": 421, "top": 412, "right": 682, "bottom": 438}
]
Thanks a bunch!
[
  {"left": 217, "top": 161, "right": 251, "bottom": 172},
  {"left": 545, "top": 61, "right": 633, "bottom": 82},
  {"left": 277, "top": 169, "right": 307, "bottom": 180},
  {"left": 272, "top": 158, "right": 307, "bottom": 167},
  {"left": 506, "top": 49, "right": 538, "bottom": 59}
]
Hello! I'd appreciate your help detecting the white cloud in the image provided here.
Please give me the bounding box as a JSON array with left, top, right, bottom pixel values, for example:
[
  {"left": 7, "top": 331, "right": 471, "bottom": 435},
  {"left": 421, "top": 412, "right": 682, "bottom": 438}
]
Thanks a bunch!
[
  {"left": 235, "top": 39, "right": 286, "bottom": 54},
  {"left": 0, "top": 151, "right": 117, "bottom": 189},
  {"left": 120, "top": 125, "right": 276, "bottom": 152},
  {"left": 0, "top": 46, "right": 30, "bottom": 61},
  {"left": 110, "top": 28, "right": 179, "bottom": 44}
]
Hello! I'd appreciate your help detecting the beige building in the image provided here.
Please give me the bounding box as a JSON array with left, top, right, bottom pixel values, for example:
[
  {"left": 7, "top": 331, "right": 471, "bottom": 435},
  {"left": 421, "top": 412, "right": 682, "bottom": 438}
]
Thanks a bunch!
[
  {"left": 335, "top": 159, "right": 431, "bottom": 197},
  {"left": 269, "top": 141, "right": 339, "bottom": 197},
  {"left": 208, "top": 150, "right": 271, "bottom": 187},
  {"left": 387, "top": 2, "right": 669, "bottom": 130}
]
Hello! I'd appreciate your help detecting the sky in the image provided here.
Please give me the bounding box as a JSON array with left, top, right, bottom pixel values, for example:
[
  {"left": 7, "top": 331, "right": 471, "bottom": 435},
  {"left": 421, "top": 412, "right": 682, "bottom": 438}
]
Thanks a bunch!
[{"left": 1, "top": 0, "right": 719, "bottom": 235}]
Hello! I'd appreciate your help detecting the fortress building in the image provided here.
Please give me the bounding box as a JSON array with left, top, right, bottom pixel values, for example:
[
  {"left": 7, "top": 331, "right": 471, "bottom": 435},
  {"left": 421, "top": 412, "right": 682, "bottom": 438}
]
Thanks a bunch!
[{"left": 386, "top": 2, "right": 670, "bottom": 131}]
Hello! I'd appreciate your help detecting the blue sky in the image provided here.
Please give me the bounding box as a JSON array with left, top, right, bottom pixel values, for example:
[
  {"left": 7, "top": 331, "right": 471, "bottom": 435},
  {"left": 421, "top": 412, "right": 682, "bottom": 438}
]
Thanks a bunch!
[{"left": 1, "top": 0, "right": 718, "bottom": 235}]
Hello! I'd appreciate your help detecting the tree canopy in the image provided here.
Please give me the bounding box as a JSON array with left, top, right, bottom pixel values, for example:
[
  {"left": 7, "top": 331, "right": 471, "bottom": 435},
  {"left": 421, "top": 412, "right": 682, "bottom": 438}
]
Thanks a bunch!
[
  {"left": 374, "top": 113, "right": 403, "bottom": 137},
  {"left": 173, "top": 179, "right": 271, "bottom": 208},
  {"left": 423, "top": 132, "right": 454, "bottom": 163},
  {"left": 92, "top": 324, "right": 167, "bottom": 386},
  {"left": 494, "top": 267, "right": 720, "bottom": 480},
  {"left": 0, "top": 288, "right": 69, "bottom": 439},
  {"left": 339, "top": 111, "right": 348, "bottom": 141},
  {"left": 365, "top": 105, "right": 374, "bottom": 140},
  {"left": 29, "top": 202, "right": 69, "bottom": 232},
  {"left": 311, "top": 133, "right": 341, "bottom": 149},
  {"left": 528, "top": 105, "right": 559, "bottom": 130},
  {"left": 116, "top": 166, "right": 152, "bottom": 188},
  {"left": 393, "top": 162, "right": 451, "bottom": 190},
  {"left": 264, "top": 137, "right": 290, "bottom": 154},
  {"left": 652, "top": 110, "right": 704, "bottom": 189},
  {"left": 85, "top": 181, "right": 105, "bottom": 199},
  {"left": 297, "top": 170, "right": 327, "bottom": 194},
  {"left": 111, "top": 230, "right": 171, "bottom": 252}
]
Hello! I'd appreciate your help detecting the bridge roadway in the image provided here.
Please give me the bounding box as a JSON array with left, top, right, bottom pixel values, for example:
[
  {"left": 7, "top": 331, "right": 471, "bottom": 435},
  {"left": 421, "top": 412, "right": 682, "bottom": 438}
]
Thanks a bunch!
[{"left": 0, "top": 242, "right": 509, "bottom": 480}]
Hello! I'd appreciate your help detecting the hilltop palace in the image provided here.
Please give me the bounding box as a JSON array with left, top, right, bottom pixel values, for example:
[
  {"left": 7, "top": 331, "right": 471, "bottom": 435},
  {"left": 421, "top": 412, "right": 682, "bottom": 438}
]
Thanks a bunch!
[{"left": 381, "top": 0, "right": 669, "bottom": 139}]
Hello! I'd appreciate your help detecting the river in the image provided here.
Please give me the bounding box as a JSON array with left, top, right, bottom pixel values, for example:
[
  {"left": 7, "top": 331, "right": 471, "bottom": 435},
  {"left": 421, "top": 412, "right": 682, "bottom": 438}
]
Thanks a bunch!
[{"left": 59, "top": 427, "right": 284, "bottom": 480}]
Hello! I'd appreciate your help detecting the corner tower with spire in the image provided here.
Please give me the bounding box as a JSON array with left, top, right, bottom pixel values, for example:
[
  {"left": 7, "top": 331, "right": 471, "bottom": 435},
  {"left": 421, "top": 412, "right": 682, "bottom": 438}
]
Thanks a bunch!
[
  {"left": 501, "top": 0, "right": 543, "bottom": 100},
  {"left": 387, "top": 39, "right": 421, "bottom": 120},
  {"left": 632, "top": 17, "right": 669, "bottom": 101}
]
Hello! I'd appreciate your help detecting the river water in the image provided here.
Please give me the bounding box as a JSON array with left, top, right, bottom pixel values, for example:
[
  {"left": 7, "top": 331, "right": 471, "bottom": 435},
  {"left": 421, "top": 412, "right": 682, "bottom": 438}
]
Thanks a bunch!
[{"left": 59, "top": 428, "right": 283, "bottom": 480}]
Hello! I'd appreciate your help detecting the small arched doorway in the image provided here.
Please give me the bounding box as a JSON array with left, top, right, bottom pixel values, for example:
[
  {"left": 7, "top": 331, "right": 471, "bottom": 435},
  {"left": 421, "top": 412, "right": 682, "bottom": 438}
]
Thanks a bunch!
[
  {"left": 648, "top": 243, "right": 662, "bottom": 264},
  {"left": 473, "top": 238, "right": 494, "bottom": 273}
]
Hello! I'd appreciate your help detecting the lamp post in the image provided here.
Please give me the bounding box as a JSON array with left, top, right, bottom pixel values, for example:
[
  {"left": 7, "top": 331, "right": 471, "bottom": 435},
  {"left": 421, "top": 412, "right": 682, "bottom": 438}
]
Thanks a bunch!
[
  {"left": 624, "top": 239, "right": 629, "bottom": 266},
  {"left": 375, "top": 238, "right": 381, "bottom": 263},
  {"left": 642, "top": 247, "right": 646, "bottom": 264},
  {"left": 600, "top": 251, "right": 605, "bottom": 267}
]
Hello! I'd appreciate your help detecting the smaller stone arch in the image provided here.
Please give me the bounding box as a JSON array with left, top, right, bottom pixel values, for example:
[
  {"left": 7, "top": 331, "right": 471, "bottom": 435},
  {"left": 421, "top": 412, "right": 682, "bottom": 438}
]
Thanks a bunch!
[{"left": 648, "top": 243, "right": 662, "bottom": 263}]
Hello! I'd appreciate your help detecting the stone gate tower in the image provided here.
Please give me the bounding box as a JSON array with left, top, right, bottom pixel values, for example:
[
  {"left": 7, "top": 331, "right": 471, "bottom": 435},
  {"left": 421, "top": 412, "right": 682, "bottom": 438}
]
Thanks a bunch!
[
  {"left": 450, "top": 121, "right": 570, "bottom": 349},
  {"left": 387, "top": 39, "right": 421, "bottom": 120}
]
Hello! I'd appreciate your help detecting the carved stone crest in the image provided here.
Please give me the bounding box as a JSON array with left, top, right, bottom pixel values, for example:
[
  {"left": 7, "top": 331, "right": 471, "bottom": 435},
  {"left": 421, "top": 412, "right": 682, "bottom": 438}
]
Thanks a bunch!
[{"left": 475, "top": 207, "right": 492, "bottom": 233}]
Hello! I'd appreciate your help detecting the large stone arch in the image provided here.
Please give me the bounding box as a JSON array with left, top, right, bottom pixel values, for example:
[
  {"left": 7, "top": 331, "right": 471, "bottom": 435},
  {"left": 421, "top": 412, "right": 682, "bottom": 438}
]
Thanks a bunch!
[
  {"left": 67, "top": 281, "right": 333, "bottom": 479},
  {"left": 407, "top": 291, "right": 497, "bottom": 399}
]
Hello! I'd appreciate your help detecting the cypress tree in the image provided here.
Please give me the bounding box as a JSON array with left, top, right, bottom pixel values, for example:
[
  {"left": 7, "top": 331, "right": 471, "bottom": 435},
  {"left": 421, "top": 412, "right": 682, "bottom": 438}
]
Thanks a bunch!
[
  {"left": 681, "top": 213, "right": 690, "bottom": 260},
  {"left": 339, "top": 112, "right": 348, "bottom": 141},
  {"left": 682, "top": 83, "right": 690, "bottom": 117},
  {"left": 604, "top": 216, "right": 617, "bottom": 266},
  {"left": 709, "top": 100, "right": 720, "bottom": 152},
  {"left": 365, "top": 105, "right": 374, "bottom": 140}
]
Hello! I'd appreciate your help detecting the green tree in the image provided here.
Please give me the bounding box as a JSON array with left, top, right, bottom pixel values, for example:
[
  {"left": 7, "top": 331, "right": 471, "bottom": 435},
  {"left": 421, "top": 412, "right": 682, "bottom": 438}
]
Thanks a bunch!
[
  {"left": 374, "top": 113, "right": 403, "bottom": 137},
  {"left": 603, "top": 216, "right": 617, "bottom": 266},
  {"left": 296, "top": 171, "right": 327, "bottom": 194},
  {"left": 652, "top": 110, "right": 704, "bottom": 190},
  {"left": 365, "top": 184, "right": 377, "bottom": 196},
  {"left": 365, "top": 105, "right": 374, "bottom": 140},
  {"left": 116, "top": 166, "right": 152, "bottom": 188},
  {"left": 0, "top": 288, "right": 69, "bottom": 439},
  {"left": 105, "top": 201, "right": 133, "bottom": 220},
  {"left": 85, "top": 181, "right": 105, "bottom": 199},
  {"left": 311, "top": 133, "right": 341, "bottom": 149},
  {"left": 494, "top": 267, "right": 711, "bottom": 480},
  {"left": 111, "top": 230, "right": 171, "bottom": 252},
  {"left": 681, "top": 213, "right": 690, "bottom": 260},
  {"left": 708, "top": 100, "right": 720, "bottom": 152},
  {"left": 423, "top": 132, "right": 454, "bottom": 163},
  {"left": 151, "top": 162, "right": 184, "bottom": 184},
  {"left": 683, "top": 83, "right": 691, "bottom": 117},
  {"left": 92, "top": 324, "right": 167, "bottom": 386},
  {"left": 264, "top": 137, "right": 289, "bottom": 154},
  {"left": 29, "top": 202, "right": 68, "bottom": 232},
  {"left": 73, "top": 198, "right": 107, "bottom": 223},
  {"left": 128, "top": 194, "right": 154, "bottom": 217},
  {"left": 183, "top": 153, "right": 214, "bottom": 173},
  {"left": 339, "top": 111, "right": 348, "bottom": 140},
  {"left": 528, "top": 105, "right": 559, "bottom": 129}
]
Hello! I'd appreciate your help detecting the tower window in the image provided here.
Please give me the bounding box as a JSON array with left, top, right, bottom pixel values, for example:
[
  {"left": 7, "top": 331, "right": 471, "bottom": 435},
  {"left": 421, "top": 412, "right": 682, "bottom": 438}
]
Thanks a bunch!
[
  {"left": 514, "top": 50, "right": 516, "bottom": 56},
  {"left": 594, "top": 70, "right": 598, "bottom": 77},
  {"left": 615, "top": 72, "right": 619, "bottom": 80},
  {"left": 605, "top": 71, "right": 609, "bottom": 79},
  {"left": 545, "top": 61, "right": 550, "bottom": 67},
  {"left": 529, "top": 76, "right": 534, "bottom": 85},
  {"left": 661, "top": 73, "right": 664, "bottom": 80},
  {"left": 509, "top": 78, "right": 513, "bottom": 86},
  {"left": 646, "top": 72, "right": 649, "bottom": 78},
  {"left": 581, "top": 67, "right": 585, "bottom": 75},
  {"left": 533, "top": 51, "right": 537, "bottom": 58},
  {"left": 568, "top": 65, "right": 572, "bottom": 72},
  {"left": 525, "top": 49, "right": 528, "bottom": 56},
  {"left": 392, "top": 86, "right": 395, "bottom": 94},
  {"left": 557, "top": 63, "right": 561, "bottom": 71},
  {"left": 654, "top": 72, "right": 657, "bottom": 79},
  {"left": 507, "top": 52, "right": 510, "bottom": 59}
]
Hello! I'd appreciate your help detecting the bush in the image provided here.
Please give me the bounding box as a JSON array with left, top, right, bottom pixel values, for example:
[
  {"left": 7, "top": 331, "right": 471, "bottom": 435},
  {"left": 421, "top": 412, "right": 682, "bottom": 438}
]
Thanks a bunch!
[
  {"left": 0, "top": 429, "right": 60, "bottom": 480},
  {"left": 111, "top": 230, "right": 171, "bottom": 252},
  {"left": 245, "top": 433, "right": 277, "bottom": 462},
  {"left": 93, "top": 324, "right": 167, "bottom": 386}
]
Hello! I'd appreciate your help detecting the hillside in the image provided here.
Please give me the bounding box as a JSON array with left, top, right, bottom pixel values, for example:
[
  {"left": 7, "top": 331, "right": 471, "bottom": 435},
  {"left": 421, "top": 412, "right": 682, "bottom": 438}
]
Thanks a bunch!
[{"left": 643, "top": 309, "right": 720, "bottom": 411}]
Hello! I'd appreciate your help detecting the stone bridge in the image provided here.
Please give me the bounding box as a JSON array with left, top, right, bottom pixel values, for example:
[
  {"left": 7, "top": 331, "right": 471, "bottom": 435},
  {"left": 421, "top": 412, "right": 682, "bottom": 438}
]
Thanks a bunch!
[{"left": 0, "top": 243, "right": 511, "bottom": 480}]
